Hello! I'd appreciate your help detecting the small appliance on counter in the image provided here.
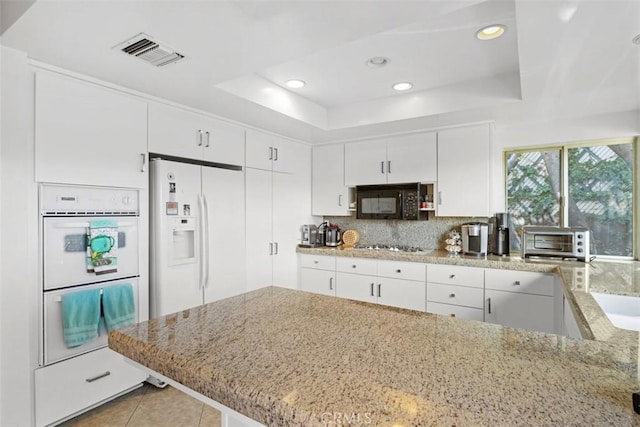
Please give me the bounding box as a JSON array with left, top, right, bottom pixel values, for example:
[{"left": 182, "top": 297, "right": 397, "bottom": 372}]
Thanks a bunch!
[
  {"left": 522, "top": 226, "right": 590, "bottom": 261},
  {"left": 489, "top": 212, "right": 510, "bottom": 256},
  {"left": 300, "top": 224, "right": 319, "bottom": 247},
  {"left": 461, "top": 222, "right": 489, "bottom": 256},
  {"left": 325, "top": 223, "right": 342, "bottom": 247}
]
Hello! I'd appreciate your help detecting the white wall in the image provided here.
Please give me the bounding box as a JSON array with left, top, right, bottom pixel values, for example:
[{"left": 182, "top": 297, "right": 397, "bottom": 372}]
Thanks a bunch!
[{"left": 1, "top": 46, "right": 38, "bottom": 427}]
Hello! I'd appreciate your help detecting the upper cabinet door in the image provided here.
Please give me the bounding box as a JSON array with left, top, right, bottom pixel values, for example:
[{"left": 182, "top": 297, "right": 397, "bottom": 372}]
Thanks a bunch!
[
  {"left": 35, "top": 71, "right": 147, "bottom": 188},
  {"left": 149, "top": 103, "right": 244, "bottom": 166},
  {"left": 148, "top": 103, "right": 204, "bottom": 161},
  {"left": 312, "top": 144, "right": 350, "bottom": 216},
  {"left": 386, "top": 132, "right": 437, "bottom": 184},
  {"left": 436, "top": 124, "right": 491, "bottom": 217},
  {"left": 245, "top": 129, "right": 275, "bottom": 171},
  {"left": 200, "top": 118, "right": 244, "bottom": 166},
  {"left": 344, "top": 139, "right": 387, "bottom": 186}
]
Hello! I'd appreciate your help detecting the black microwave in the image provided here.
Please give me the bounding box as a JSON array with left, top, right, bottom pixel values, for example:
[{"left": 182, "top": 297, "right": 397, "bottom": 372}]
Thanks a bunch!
[{"left": 356, "top": 183, "right": 422, "bottom": 220}]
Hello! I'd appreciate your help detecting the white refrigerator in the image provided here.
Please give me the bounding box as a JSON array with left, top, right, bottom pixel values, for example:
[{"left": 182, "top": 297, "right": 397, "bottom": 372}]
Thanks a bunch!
[{"left": 150, "top": 159, "right": 245, "bottom": 317}]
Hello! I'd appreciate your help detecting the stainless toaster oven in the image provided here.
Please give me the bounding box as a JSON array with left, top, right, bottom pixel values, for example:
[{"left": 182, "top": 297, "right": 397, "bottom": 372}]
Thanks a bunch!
[{"left": 522, "top": 226, "right": 590, "bottom": 261}]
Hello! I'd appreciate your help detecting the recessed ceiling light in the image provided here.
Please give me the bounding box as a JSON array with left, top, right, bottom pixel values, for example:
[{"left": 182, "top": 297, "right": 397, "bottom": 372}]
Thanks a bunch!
[
  {"left": 285, "top": 79, "right": 306, "bottom": 89},
  {"left": 366, "top": 56, "right": 389, "bottom": 68},
  {"left": 633, "top": 34, "right": 640, "bottom": 45},
  {"left": 392, "top": 82, "right": 413, "bottom": 91},
  {"left": 476, "top": 24, "right": 506, "bottom": 40}
]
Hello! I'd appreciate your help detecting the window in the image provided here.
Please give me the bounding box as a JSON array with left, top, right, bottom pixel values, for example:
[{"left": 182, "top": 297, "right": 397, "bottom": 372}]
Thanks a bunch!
[{"left": 506, "top": 138, "right": 636, "bottom": 258}]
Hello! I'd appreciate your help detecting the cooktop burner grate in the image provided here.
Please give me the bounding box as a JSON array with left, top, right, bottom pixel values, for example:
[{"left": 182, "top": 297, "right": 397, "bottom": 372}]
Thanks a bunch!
[{"left": 353, "top": 244, "right": 425, "bottom": 253}]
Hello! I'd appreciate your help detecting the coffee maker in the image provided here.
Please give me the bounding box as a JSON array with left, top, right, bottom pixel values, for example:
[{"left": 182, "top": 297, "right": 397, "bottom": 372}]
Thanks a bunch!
[
  {"left": 491, "top": 213, "right": 510, "bottom": 256},
  {"left": 461, "top": 222, "right": 489, "bottom": 256}
]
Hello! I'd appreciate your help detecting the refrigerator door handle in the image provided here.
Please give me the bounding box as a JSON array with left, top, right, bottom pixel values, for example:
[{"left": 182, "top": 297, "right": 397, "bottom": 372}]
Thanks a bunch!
[
  {"left": 202, "top": 194, "right": 210, "bottom": 288},
  {"left": 197, "top": 195, "right": 206, "bottom": 290}
]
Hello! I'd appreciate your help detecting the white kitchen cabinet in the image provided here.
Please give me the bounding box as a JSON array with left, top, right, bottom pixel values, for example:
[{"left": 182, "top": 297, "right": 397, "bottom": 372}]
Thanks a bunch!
[
  {"left": 35, "top": 348, "right": 146, "bottom": 427},
  {"left": 148, "top": 102, "right": 245, "bottom": 166},
  {"left": 245, "top": 129, "right": 297, "bottom": 173},
  {"left": 344, "top": 132, "right": 437, "bottom": 186},
  {"left": 334, "top": 258, "right": 426, "bottom": 311},
  {"left": 299, "top": 254, "right": 336, "bottom": 296},
  {"left": 35, "top": 71, "right": 147, "bottom": 188},
  {"left": 246, "top": 140, "right": 312, "bottom": 291},
  {"left": 336, "top": 272, "right": 378, "bottom": 304},
  {"left": 436, "top": 124, "right": 491, "bottom": 217},
  {"left": 377, "top": 277, "right": 426, "bottom": 312},
  {"left": 426, "top": 264, "right": 484, "bottom": 320},
  {"left": 485, "top": 289, "right": 555, "bottom": 334},
  {"left": 484, "top": 269, "right": 556, "bottom": 334},
  {"left": 312, "top": 144, "right": 351, "bottom": 216}
]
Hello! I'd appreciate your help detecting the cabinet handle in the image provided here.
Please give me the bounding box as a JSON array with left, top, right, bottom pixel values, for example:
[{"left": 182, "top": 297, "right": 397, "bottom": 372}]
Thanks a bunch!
[
  {"left": 140, "top": 153, "right": 146, "bottom": 173},
  {"left": 449, "top": 274, "right": 455, "bottom": 279},
  {"left": 86, "top": 371, "right": 111, "bottom": 383},
  {"left": 449, "top": 293, "right": 456, "bottom": 298},
  {"left": 338, "top": 194, "right": 343, "bottom": 207},
  {"left": 205, "top": 131, "right": 210, "bottom": 148},
  {"left": 487, "top": 297, "right": 492, "bottom": 314},
  {"left": 377, "top": 283, "right": 381, "bottom": 298},
  {"left": 274, "top": 242, "right": 278, "bottom": 255},
  {"left": 370, "top": 283, "right": 374, "bottom": 296},
  {"left": 269, "top": 242, "right": 273, "bottom": 255},
  {"left": 197, "top": 130, "right": 204, "bottom": 147},
  {"left": 514, "top": 280, "right": 521, "bottom": 286},
  {"left": 396, "top": 269, "right": 401, "bottom": 273},
  {"left": 329, "top": 277, "right": 333, "bottom": 290},
  {"left": 269, "top": 147, "right": 273, "bottom": 160},
  {"left": 438, "top": 191, "right": 443, "bottom": 205},
  {"left": 388, "top": 160, "right": 391, "bottom": 173},
  {"left": 274, "top": 147, "right": 278, "bottom": 161},
  {"left": 381, "top": 161, "right": 385, "bottom": 174}
]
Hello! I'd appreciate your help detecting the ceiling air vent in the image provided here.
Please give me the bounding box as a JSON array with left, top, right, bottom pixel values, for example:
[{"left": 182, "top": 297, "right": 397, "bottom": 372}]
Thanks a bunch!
[{"left": 115, "top": 33, "right": 185, "bottom": 67}]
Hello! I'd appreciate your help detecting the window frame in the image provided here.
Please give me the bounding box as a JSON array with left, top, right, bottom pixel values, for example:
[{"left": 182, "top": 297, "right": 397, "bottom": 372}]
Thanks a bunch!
[{"left": 504, "top": 136, "right": 638, "bottom": 260}]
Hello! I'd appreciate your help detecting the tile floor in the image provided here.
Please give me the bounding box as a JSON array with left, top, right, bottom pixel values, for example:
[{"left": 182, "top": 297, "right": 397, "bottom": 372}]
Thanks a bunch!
[{"left": 60, "top": 383, "right": 221, "bottom": 427}]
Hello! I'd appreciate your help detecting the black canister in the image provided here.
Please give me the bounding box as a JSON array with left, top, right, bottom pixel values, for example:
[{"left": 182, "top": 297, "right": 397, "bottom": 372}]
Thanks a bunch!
[{"left": 493, "top": 213, "right": 510, "bottom": 256}]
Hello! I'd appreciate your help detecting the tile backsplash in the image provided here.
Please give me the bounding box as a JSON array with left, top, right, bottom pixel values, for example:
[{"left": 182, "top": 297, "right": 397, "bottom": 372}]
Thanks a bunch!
[{"left": 323, "top": 215, "right": 488, "bottom": 250}]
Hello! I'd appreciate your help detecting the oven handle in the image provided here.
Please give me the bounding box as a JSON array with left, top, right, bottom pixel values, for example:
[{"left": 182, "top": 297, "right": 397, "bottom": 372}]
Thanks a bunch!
[{"left": 50, "top": 221, "right": 137, "bottom": 229}]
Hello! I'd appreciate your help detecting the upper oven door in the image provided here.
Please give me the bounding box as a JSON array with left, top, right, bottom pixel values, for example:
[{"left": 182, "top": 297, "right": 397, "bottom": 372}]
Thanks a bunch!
[
  {"left": 357, "top": 190, "right": 401, "bottom": 219},
  {"left": 43, "top": 216, "right": 139, "bottom": 290}
]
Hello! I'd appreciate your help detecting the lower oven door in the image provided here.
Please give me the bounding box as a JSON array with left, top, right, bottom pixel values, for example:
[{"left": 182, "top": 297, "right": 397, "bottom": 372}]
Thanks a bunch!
[
  {"left": 43, "top": 278, "right": 139, "bottom": 365},
  {"left": 43, "top": 216, "right": 139, "bottom": 290}
]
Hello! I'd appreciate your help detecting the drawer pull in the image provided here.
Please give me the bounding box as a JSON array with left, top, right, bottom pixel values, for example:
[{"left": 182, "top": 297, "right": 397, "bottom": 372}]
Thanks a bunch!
[
  {"left": 314, "top": 260, "right": 319, "bottom": 264},
  {"left": 396, "top": 269, "right": 401, "bottom": 273},
  {"left": 450, "top": 313, "right": 456, "bottom": 318},
  {"left": 514, "top": 280, "right": 521, "bottom": 286},
  {"left": 449, "top": 293, "right": 456, "bottom": 298},
  {"left": 449, "top": 274, "right": 455, "bottom": 279},
  {"left": 352, "top": 265, "right": 357, "bottom": 269},
  {"left": 86, "top": 371, "right": 111, "bottom": 383}
]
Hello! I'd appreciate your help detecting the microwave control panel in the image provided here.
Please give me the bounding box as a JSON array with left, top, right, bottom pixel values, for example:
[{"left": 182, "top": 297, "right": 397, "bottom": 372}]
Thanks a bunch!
[{"left": 402, "top": 191, "right": 419, "bottom": 220}]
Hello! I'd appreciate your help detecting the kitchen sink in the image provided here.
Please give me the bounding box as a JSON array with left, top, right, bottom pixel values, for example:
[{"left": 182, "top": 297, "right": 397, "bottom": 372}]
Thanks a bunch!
[{"left": 591, "top": 292, "right": 640, "bottom": 332}]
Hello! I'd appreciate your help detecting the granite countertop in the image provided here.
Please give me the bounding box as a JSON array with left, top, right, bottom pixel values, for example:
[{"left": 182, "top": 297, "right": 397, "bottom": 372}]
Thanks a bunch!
[
  {"left": 109, "top": 287, "right": 639, "bottom": 426},
  {"left": 297, "top": 246, "right": 640, "bottom": 347}
]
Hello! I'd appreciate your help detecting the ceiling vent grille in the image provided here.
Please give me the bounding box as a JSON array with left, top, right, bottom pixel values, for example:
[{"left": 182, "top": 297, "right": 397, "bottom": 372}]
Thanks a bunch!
[{"left": 115, "top": 33, "right": 185, "bottom": 67}]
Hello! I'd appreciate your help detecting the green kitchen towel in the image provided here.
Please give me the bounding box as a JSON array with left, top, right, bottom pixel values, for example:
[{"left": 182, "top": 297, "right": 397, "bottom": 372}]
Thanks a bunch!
[
  {"left": 61, "top": 289, "right": 101, "bottom": 347},
  {"left": 102, "top": 284, "right": 135, "bottom": 332},
  {"left": 86, "top": 219, "right": 118, "bottom": 274}
]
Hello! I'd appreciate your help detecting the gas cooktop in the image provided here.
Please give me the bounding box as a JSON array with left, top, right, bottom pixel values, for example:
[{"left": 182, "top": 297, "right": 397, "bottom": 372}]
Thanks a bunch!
[{"left": 353, "top": 244, "right": 426, "bottom": 253}]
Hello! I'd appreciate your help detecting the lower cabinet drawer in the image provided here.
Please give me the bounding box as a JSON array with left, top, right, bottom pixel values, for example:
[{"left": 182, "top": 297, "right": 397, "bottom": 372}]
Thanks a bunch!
[
  {"left": 427, "top": 302, "right": 484, "bottom": 322},
  {"left": 336, "top": 257, "right": 377, "bottom": 275},
  {"left": 485, "top": 269, "right": 554, "bottom": 296},
  {"left": 299, "top": 254, "right": 335, "bottom": 271},
  {"left": 35, "top": 347, "right": 147, "bottom": 427},
  {"left": 427, "top": 283, "right": 484, "bottom": 309},
  {"left": 377, "top": 260, "right": 426, "bottom": 282}
]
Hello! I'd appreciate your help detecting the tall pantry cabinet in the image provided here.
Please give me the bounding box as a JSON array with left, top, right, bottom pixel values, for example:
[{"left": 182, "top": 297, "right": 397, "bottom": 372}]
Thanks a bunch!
[{"left": 245, "top": 129, "right": 314, "bottom": 291}]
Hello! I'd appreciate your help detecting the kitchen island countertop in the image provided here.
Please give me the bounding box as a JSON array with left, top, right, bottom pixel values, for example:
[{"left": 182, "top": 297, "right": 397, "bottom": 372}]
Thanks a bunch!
[{"left": 109, "top": 285, "right": 639, "bottom": 426}]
